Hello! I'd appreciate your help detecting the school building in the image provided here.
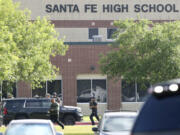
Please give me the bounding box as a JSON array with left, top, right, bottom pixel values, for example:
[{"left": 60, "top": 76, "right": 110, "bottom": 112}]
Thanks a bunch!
[{"left": 9, "top": 0, "right": 180, "bottom": 114}]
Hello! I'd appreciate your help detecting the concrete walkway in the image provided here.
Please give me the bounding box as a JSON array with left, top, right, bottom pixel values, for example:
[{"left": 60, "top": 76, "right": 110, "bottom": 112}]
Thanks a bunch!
[{"left": 75, "top": 121, "right": 98, "bottom": 125}]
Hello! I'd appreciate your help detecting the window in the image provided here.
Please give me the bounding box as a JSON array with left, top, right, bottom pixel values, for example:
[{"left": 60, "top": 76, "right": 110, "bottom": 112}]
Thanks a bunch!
[
  {"left": 6, "top": 100, "right": 24, "bottom": 108},
  {"left": 77, "top": 80, "right": 91, "bottom": 103},
  {"left": 32, "top": 80, "right": 62, "bottom": 97},
  {"left": 47, "top": 80, "right": 62, "bottom": 96},
  {"left": 77, "top": 78, "right": 107, "bottom": 103},
  {"left": 5, "top": 123, "right": 53, "bottom": 135},
  {"left": 107, "top": 28, "right": 117, "bottom": 39},
  {"left": 122, "top": 80, "right": 149, "bottom": 102},
  {"left": 42, "top": 100, "right": 51, "bottom": 108},
  {"left": 26, "top": 100, "right": 42, "bottom": 108},
  {"left": 92, "top": 80, "right": 106, "bottom": 102},
  {"left": 89, "top": 28, "right": 98, "bottom": 39},
  {"left": 137, "top": 82, "right": 150, "bottom": 102},
  {"left": 1, "top": 81, "right": 16, "bottom": 98},
  {"left": 122, "top": 80, "right": 136, "bottom": 102},
  {"left": 32, "top": 82, "right": 46, "bottom": 97}
]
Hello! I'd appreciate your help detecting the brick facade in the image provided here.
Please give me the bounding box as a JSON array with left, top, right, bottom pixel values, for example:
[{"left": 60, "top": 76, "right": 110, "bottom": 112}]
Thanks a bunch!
[
  {"left": 17, "top": 81, "right": 32, "bottom": 97},
  {"left": 17, "top": 44, "right": 121, "bottom": 110}
]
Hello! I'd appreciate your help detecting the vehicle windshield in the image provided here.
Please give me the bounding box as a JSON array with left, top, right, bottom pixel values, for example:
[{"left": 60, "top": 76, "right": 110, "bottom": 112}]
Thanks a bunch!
[
  {"left": 102, "top": 115, "right": 136, "bottom": 132},
  {"left": 5, "top": 123, "right": 54, "bottom": 135}
]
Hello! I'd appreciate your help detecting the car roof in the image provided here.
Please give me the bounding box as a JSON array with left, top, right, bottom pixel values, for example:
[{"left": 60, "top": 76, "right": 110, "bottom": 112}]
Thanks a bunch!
[
  {"left": 3, "top": 98, "right": 49, "bottom": 101},
  {"left": 104, "top": 111, "right": 137, "bottom": 117},
  {"left": 10, "top": 119, "right": 52, "bottom": 124}
]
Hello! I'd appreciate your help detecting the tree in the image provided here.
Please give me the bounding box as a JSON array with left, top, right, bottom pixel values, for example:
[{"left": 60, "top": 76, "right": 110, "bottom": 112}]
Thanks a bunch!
[
  {"left": 0, "top": 0, "right": 68, "bottom": 88},
  {"left": 100, "top": 19, "right": 180, "bottom": 85}
]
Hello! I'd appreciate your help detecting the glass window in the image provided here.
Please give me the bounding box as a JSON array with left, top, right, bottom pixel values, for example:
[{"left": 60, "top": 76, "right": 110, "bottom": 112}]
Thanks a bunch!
[
  {"left": 42, "top": 100, "right": 51, "bottom": 108},
  {"left": 5, "top": 123, "right": 53, "bottom": 135},
  {"left": 2, "top": 81, "right": 16, "bottom": 98},
  {"left": 26, "top": 100, "right": 42, "bottom": 108},
  {"left": 77, "top": 80, "right": 91, "bottom": 103},
  {"left": 77, "top": 79, "right": 107, "bottom": 103},
  {"left": 89, "top": 28, "right": 98, "bottom": 39},
  {"left": 47, "top": 80, "right": 61, "bottom": 96},
  {"left": 122, "top": 80, "right": 136, "bottom": 102},
  {"left": 137, "top": 82, "right": 149, "bottom": 102},
  {"left": 32, "top": 82, "right": 46, "bottom": 97},
  {"left": 6, "top": 100, "right": 24, "bottom": 108},
  {"left": 122, "top": 80, "right": 150, "bottom": 102},
  {"left": 107, "top": 28, "right": 117, "bottom": 39},
  {"left": 32, "top": 80, "right": 62, "bottom": 98},
  {"left": 102, "top": 116, "right": 136, "bottom": 132},
  {"left": 92, "top": 80, "right": 107, "bottom": 102}
]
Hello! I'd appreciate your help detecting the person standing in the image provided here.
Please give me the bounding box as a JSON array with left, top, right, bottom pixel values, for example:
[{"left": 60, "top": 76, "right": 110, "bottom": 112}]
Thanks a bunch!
[
  {"left": 89, "top": 97, "right": 99, "bottom": 125},
  {"left": 45, "top": 93, "right": 51, "bottom": 98},
  {"left": 49, "top": 98, "right": 64, "bottom": 129},
  {"left": 52, "top": 92, "right": 57, "bottom": 98}
]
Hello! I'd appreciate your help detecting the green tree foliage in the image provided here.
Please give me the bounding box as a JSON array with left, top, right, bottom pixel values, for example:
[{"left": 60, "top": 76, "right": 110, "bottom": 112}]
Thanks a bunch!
[
  {"left": 100, "top": 19, "right": 180, "bottom": 84},
  {"left": 0, "top": 0, "right": 68, "bottom": 88}
]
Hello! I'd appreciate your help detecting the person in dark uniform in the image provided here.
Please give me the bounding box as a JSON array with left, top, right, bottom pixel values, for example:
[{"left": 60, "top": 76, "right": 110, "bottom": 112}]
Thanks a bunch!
[
  {"left": 52, "top": 92, "right": 57, "bottom": 98},
  {"left": 49, "top": 98, "right": 64, "bottom": 129},
  {"left": 89, "top": 97, "right": 99, "bottom": 125}
]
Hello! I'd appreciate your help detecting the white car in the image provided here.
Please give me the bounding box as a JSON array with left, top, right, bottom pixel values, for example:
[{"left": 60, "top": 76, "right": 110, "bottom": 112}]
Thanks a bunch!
[
  {"left": 0, "top": 119, "right": 63, "bottom": 135},
  {"left": 92, "top": 111, "right": 137, "bottom": 135}
]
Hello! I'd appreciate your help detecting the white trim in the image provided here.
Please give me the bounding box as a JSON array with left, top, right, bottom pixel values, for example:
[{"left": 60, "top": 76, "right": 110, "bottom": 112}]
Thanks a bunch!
[
  {"left": 51, "top": 75, "right": 62, "bottom": 80},
  {"left": 88, "top": 39, "right": 93, "bottom": 41},
  {"left": 77, "top": 74, "right": 107, "bottom": 80},
  {"left": 106, "top": 39, "right": 115, "bottom": 41}
]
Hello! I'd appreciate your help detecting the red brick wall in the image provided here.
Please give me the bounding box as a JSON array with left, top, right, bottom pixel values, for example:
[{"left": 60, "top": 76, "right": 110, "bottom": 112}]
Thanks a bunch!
[
  {"left": 17, "top": 45, "right": 121, "bottom": 110},
  {"left": 17, "top": 81, "right": 32, "bottom": 97},
  {"left": 51, "top": 45, "right": 121, "bottom": 109},
  {"left": 107, "top": 79, "right": 121, "bottom": 110}
]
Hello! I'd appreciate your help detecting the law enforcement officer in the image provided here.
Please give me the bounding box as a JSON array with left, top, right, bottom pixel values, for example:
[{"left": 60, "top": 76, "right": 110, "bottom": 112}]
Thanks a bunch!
[
  {"left": 45, "top": 93, "right": 51, "bottom": 98},
  {"left": 89, "top": 97, "right": 99, "bottom": 125},
  {"left": 49, "top": 98, "right": 64, "bottom": 129}
]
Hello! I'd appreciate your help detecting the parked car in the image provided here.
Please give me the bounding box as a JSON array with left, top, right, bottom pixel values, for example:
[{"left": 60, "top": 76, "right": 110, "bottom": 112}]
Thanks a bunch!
[
  {"left": 2, "top": 98, "right": 83, "bottom": 125},
  {"left": 131, "top": 78, "right": 180, "bottom": 135},
  {"left": 0, "top": 119, "right": 63, "bottom": 135},
  {"left": 92, "top": 111, "right": 137, "bottom": 135}
]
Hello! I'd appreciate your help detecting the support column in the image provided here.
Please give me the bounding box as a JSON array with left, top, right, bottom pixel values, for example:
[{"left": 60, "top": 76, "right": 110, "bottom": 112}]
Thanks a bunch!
[
  {"left": 62, "top": 74, "right": 77, "bottom": 106},
  {"left": 17, "top": 81, "right": 32, "bottom": 97},
  {"left": 107, "top": 78, "right": 121, "bottom": 110}
]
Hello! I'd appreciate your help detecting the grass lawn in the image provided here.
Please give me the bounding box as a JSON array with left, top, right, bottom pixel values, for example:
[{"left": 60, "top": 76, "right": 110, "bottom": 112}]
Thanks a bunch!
[
  {"left": 56, "top": 125, "right": 95, "bottom": 135},
  {"left": 0, "top": 125, "right": 95, "bottom": 135},
  {"left": 83, "top": 115, "right": 101, "bottom": 122}
]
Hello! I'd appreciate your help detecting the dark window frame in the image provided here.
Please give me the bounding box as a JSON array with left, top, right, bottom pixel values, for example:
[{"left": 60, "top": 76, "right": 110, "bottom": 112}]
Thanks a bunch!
[
  {"left": 88, "top": 28, "right": 99, "bottom": 39},
  {"left": 107, "top": 28, "right": 117, "bottom": 39},
  {"left": 77, "top": 78, "right": 107, "bottom": 103},
  {"left": 32, "top": 80, "right": 62, "bottom": 98}
]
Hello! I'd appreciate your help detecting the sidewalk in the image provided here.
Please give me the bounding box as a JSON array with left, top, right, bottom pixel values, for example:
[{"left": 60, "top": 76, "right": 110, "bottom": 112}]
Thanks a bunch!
[{"left": 75, "top": 121, "right": 98, "bottom": 125}]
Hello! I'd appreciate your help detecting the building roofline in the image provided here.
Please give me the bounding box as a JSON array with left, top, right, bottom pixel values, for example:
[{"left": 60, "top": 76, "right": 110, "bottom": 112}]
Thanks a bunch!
[{"left": 64, "top": 41, "right": 113, "bottom": 45}]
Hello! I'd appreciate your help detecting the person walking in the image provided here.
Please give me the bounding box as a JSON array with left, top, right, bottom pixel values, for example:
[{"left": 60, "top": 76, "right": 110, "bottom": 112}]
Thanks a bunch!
[
  {"left": 49, "top": 98, "right": 64, "bottom": 129},
  {"left": 89, "top": 97, "right": 99, "bottom": 125}
]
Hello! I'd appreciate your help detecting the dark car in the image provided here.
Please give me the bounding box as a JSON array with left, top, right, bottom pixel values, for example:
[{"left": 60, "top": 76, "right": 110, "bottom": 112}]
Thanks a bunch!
[
  {"left": 2, "top": 98, "right": 83, "bottom": 125},
  {"left": 131, "top": 78, "right": 180, "bottom": 135}
]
